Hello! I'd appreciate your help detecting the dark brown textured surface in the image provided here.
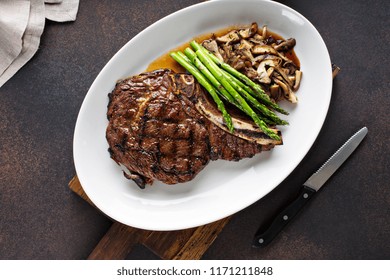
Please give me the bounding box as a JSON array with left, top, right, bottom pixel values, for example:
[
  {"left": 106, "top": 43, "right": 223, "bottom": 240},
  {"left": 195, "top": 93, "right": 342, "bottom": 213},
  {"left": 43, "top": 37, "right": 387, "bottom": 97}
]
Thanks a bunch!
[{"left": 0, "top": 0, "right": 389, "bottom": 259}]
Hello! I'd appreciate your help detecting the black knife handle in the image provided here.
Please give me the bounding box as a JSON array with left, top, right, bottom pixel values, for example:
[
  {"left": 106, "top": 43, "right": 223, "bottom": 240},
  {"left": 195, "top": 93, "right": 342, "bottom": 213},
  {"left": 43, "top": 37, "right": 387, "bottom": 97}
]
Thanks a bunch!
[{"left": 253, "top": 186, "right": 316, "bottom": 248}]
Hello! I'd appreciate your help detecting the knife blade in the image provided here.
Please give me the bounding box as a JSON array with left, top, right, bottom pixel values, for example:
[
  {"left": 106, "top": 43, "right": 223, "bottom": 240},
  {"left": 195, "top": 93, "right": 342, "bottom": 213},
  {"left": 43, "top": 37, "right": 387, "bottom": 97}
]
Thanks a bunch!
[{"left": 253, "top": 127, "right": 368, "bottom": 248}]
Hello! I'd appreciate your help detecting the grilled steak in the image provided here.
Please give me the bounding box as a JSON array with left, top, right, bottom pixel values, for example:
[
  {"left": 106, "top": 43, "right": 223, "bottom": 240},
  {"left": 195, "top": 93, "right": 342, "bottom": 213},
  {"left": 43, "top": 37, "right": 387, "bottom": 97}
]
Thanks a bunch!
[{"left": 106, "top": 69, "right": 282, "bottom": 188}]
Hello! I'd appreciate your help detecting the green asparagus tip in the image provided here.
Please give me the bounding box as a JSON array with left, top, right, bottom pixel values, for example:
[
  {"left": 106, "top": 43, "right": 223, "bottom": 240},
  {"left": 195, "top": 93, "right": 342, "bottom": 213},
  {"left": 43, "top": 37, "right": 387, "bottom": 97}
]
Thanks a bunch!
[{"left": 267, "top": 131, "right": 281, "bottom": 141}]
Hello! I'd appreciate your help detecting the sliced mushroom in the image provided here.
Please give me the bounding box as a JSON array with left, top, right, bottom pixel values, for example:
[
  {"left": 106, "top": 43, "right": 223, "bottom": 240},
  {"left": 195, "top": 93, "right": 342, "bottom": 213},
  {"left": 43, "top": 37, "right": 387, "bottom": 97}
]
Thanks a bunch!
[
  {"left": 253, "top": 54, "right": 282, "bottom": 65},
  {"left": 274, "top": 38, "right": 296, "bottom": 51},
  {"left": 261, "top": 25, "right": 267, "bottom": 38},
  {"left": 266, "top": 36, "right": 277, "bottom": 45},
  {"left": 228, "top": 55, "right": 246, "bottom": 70},
  {"left": 269, "top": 84, "right": 282, "bottom": 101},
  {"left": 252, "top": 44, "right": 278, "bottom": 55},
  {"left": 202, "top": 39, "right": 224, "bottom": 62},
  {"left": 273, "top": 77, "right": 297, "bottom": 103},
  {"left": 237, "top": 43, "right": 256, "bottom": 66},
  {"left": 283, "top": 61, "right": 298, "bottom": 75},
  {"left": 274, "top": 66, "right": 294, "bottom": 87},
  {"left": 243, "top": 67, "right": 258, "bottom": 80},
  {"left": 249, "top": 33, "right": 265, "bottom": 45},
  {"left": 238, "top": 22, "right": 258, "bottom": 39},
  {"left": 288, "top": 75, "right": 296, "bottom": 84},
  {"left": 216, "top": 30, "right": 240, "bottom": 44},
  {"left": 276, "top": 52, "right": 293, "bottom": 64},
  {"left": 200, "top": 22, "right": 301, "bottom": 105},
  {"left": 293, "top": 70, "right": 302, "bottom": 91},
  {"left": 257, "top": 59, "right": 277, "bottom": 84},
  {"left": 221, "top": 44, "right": 233, "bottom": 61},
  {"left": 237, "top": 39, "right": 254, "bottom": 50},
  {"left": 267, "top": 66, "right": 275, "bottom": 77}
]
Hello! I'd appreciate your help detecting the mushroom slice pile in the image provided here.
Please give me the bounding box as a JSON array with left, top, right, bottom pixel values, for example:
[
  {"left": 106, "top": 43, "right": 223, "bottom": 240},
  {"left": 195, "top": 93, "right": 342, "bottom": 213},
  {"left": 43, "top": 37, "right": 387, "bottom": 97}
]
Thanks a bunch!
[{"left": 202, "top": 22, "right": 302, "bottom": 103}]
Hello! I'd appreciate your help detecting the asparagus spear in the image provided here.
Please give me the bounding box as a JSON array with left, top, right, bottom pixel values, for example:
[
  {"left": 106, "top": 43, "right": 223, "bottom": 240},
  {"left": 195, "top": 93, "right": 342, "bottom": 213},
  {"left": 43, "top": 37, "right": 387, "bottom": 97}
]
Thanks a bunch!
[
  {"left": 219, "top": 67, "right": 288, "bottom": 125},
  {"left": 170, "top": 51, "right": 234, "bottom": 132},
  {"left": 190, "top": 41, "right": 288, "bottom": 115},
  {"left": 183, "top": 48, "right": 239, "bottom": 107},
  {"left": 195, "top": 48, "right": 280, "bottom": 140},
  {"left": 184, "top": 47, "right": 282, "bottom": 126}
]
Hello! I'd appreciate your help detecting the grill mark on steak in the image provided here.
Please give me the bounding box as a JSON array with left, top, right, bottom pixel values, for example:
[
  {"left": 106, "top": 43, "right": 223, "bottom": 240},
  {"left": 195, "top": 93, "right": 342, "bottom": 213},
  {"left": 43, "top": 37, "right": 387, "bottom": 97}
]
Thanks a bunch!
[{"left": 106, "top": 69, "right": 280, "bottom": 188}]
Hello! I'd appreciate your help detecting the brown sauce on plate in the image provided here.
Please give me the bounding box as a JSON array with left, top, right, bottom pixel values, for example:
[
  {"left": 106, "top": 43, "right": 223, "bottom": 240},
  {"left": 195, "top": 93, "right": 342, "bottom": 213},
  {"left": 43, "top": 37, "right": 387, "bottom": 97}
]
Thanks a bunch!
[{"left": 147, "top": 25, "right": 300, "bottom": 72}]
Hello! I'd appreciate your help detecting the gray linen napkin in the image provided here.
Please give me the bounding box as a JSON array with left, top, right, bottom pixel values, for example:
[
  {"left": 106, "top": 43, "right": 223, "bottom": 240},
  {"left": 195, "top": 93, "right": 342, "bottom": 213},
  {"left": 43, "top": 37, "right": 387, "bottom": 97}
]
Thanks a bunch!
[
  {"left": 0, "top": 0, "right": 31, "bottom": 78},
  {"left": 0, "top": 0, "right": 79, "bottom": 88},
  {"left": 45, "top": 0, "right": 79, "bottom": 22}
]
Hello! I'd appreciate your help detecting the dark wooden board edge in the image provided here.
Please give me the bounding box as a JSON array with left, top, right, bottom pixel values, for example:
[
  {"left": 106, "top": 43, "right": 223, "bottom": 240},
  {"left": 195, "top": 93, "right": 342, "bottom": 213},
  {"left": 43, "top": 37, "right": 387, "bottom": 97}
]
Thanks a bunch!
[{"left": 69, "top": 175, "right": 230, "bottom": 260}]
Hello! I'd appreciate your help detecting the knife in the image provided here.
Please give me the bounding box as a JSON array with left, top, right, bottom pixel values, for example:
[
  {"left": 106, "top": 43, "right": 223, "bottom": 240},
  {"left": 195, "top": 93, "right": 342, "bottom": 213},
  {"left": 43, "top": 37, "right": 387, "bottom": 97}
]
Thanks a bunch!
[{"left": 253, "top": 127, "right": 368, "bottom": 248}]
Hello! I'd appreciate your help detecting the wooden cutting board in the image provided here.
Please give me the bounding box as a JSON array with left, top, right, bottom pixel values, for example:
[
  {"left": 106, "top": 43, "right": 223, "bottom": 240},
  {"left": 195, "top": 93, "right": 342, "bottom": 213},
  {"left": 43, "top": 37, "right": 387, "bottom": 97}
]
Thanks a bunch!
[
  {"left": 69, "top": 176, "right": 230, "bottom": 260},
  {"left": 70, "top": 65, "right": 339, "bottom": 260}
]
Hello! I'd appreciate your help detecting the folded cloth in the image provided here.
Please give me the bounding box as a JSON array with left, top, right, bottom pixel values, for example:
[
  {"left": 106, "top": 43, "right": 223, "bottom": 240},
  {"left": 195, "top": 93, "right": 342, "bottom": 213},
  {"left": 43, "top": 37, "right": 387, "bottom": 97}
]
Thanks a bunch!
[
  {"left": 45, "top": 0, "right": 79, "bottom": 22},
  {"left": 0, "top": 0, "right": 79, "bottom": 88},
  {"left": 0, "top": 0, "right": 31, "bottom": 77}
]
